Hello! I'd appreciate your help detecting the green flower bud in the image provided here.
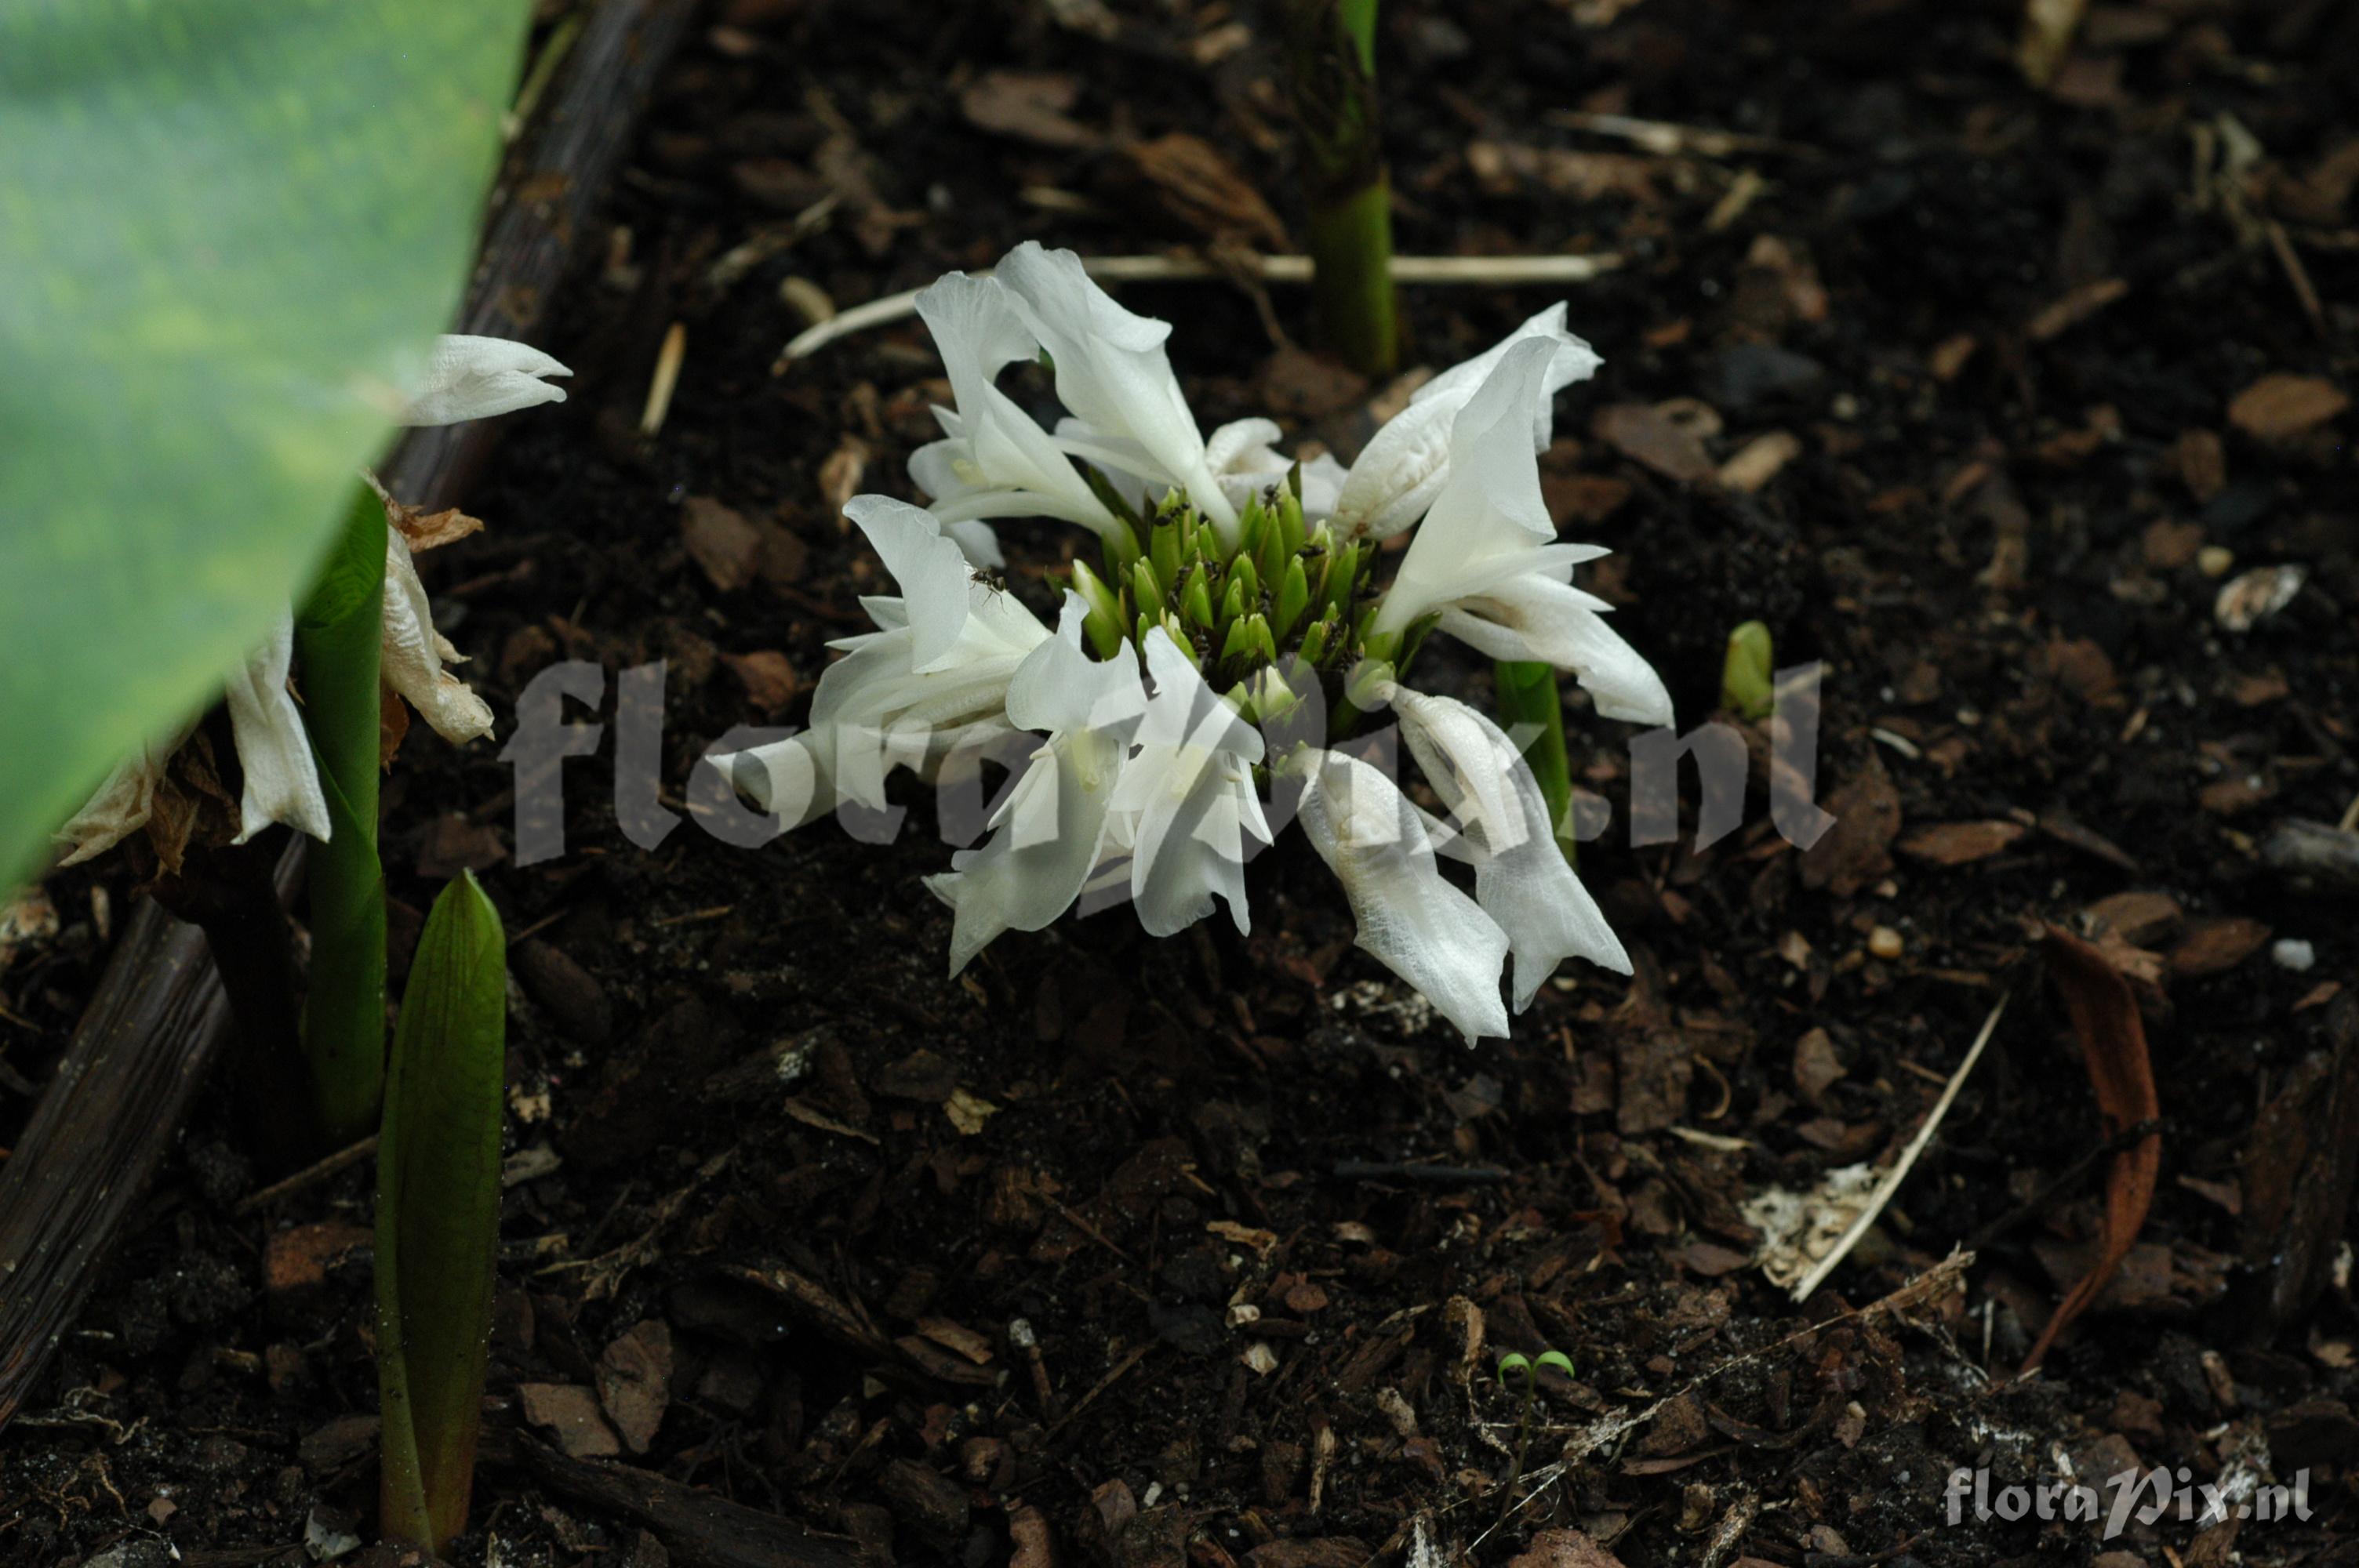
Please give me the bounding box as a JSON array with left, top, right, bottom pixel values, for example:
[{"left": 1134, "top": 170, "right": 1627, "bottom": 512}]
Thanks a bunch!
[
  {"left": 1245, "top": 612, "right": 1278, "bottom": 666},
  {"left": 1150, "top": 517, "right": 1183, "bottom": 592},
  {"left": 1131, "top": 557, "right": 1162, "bottom": 614},
  {"left": 1234, "top": 555, "right": 1260, "bottom": 609},
  {"left": 1275, "top": 556, "right": 1310, "bottom": 638},
  {"left": 1070, "top": 559, "right": 1126, "bottom": 660},
  {"left": 1343, "top": 657, "right": 1397, "bottom": 710},
  {"left": 1319, "top": 539, "right": 1361, "bottom": 618},
  {"left": 1298, "top": 615, "right": 1335, "bottom": 668},
  {"left": 1236, "top": 492, "right": 1267, "bottom": 557},
  {"left": 1218, "top": 572, "right": 1246, "bottom": 630},
  {"left": 1276, "top": 483, "right": 1306, "bottom": 558},
  {"left": 1182, "top": 569, "right": 1215, "bottom": 629},
  {"left": 1218, "top": 615, "right": 1250, "bottom": 664}
]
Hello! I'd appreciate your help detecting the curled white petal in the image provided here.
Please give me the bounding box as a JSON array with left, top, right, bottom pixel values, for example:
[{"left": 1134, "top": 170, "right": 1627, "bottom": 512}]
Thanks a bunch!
[
  {"left": 402, "top": 334, "right": 571, "bottom": 426},
  {"left": 926, "top": 600, "right": 1148, "bottom": 972},
  {"left": 1375, "top": 338, "right": 1670, "bottom": 727},
  {"left": 1294, "top": 749, "right": 1511, "bottom": 1044},
  {"left": 1389, "top": 686, "right": 1630, "bottom": 1008},
  {"left": 1104, "top": 629, "right": 1268, "bottom": 936},
  {"left": 994, "top": 242, "right": 1238, "bottom": 540},
  {"left": 1331, "top": 304, "right": 1599, "bottom": 542},
  {"left": 717, "top": 504, "right": 1052, "bottom": 829},
  {"left": 222, "top": 611, "right": 332, "bottom": 844},
  {"left": 845, "top": 494, "right": 981, "bottom": 672},
  {"left": 382, "top": 529, "right": 494, "bottom": 744},
  {"left": 912, "top": 274, "right": 1121, "bottom": 539}
]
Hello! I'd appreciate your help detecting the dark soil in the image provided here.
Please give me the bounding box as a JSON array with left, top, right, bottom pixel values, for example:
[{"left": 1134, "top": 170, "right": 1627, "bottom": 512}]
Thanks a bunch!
[{"left": 5, "top": 1, "right": 2358, "bottom": 1566}]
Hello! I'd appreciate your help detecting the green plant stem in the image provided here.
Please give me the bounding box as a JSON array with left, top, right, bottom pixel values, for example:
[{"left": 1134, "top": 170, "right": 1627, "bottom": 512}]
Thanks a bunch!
[
  {"left": 376, "top": 870, "right": 507, "bottom": 1551},
  {"left": 1493, "top": 660, "right": 1576, "bottom": 862},
  {"left": 1287, "top": 0, "right": 1398, "bottom": 377},
  {"left": 294, "top": 488, "right": 390, "bottom": 1147},
  {"left": 1307, "top": 178, "right": 1398, "bottom": 378}
]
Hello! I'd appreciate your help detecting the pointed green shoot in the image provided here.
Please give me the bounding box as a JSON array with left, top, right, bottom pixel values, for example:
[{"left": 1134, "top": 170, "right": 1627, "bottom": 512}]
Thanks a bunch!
[{"left": 376, "top": 870, "right": 507, "bottom": 1551}]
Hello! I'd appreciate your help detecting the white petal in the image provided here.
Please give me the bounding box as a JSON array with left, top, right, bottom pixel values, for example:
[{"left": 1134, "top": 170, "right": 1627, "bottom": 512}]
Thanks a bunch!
[
  {"left": 381, "top": 530, "right": 493, "bottom": 744},
  {"left": 994, "top": 242, "right": 1238, "bottom": 539},
  {"left": 1375, "top": 336, "right": 1570, "bottom": 636},
  {"left": 1390, "top": 687, "right": 1630, "bottom": 1007},
  {"left": 222, "top": 611, "right": 332, "bottom": 844},
  {"left": 1433, "top": 576, "right": 1674, "bottom": 727},
  {"left": 844, "top": 495, "right": 976, "bottom": 671},
  {"left": 945, "top": 519, "right": 1005, "bottom": 569},
  {"left": 926, "top": 720, "right": 1130, "bottom": 973},
  {"left": 712, "top": 728, "right": 834, "bottom": 831},
  {"left": 913, "top": 274, "right": 1118, "bottom": 537},
  {"left": 402, "top": 334, "right": 572, "bottom": 426},
  {"left": 1330, "top": 304, "right": 1598, "bottom": 542},
  {"left": 1295, "top": 750, "right": 1510, "bottom": 1044},
  {"left": 1007, "top": 594, "right": 1147, "bottom": 735},
  {"left": 1103, "top": 628, "right": 1268, "bottom": 936}
]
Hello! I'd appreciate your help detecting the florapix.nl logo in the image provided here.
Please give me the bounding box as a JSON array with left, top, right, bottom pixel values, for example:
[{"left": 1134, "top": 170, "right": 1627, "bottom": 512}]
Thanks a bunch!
[
  {"left": 493, "top": 655, "right": 1841, "bottom": 872},
  {"left": 1944, "top": 1464, "right": 2312, "bottom": 1541}
]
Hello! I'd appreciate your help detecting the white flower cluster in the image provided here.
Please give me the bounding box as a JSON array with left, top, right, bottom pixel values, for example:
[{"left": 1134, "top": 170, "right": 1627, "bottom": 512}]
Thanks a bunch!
[
  {"left": 58, "top": 336, "right": 569, "bottom": 866},
  {"left": 721, "top": 244, "right": 1670, "bottom": 1041}
]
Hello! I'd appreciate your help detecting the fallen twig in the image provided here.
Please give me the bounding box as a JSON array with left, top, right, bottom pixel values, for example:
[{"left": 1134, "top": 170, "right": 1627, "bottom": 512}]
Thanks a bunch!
[
  {"left": 772, "top": 251, "right": 1624, "bottom": 367},
  {"left": 1786, "top": 993, "right": 2009, "bottom": 1302}
]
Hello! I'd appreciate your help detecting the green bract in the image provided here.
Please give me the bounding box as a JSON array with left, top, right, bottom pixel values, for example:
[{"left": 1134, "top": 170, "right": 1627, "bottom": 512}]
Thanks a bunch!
[{"left": 0, "top": 0, "right": 535, "bottom": 891}]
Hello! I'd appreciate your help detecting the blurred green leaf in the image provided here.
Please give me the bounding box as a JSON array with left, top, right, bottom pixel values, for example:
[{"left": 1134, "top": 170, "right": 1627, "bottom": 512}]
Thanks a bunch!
[
  {"left": 376, "top": 870, "right": 507, "bottom": 1550},
  {"left": 0, "top": 0, "right": 533, "bottom": 890}
]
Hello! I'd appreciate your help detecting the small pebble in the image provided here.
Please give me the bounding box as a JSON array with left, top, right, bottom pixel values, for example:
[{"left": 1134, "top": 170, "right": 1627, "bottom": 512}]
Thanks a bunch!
[
  {"left": 2197, "top": 545, "right": 2235, "bottom": 578},
  {"left": 2273, "top": 938, "right": 2316, "bottom": 972},
  {"left": 1868, "top": 927, "right": 1905, "bottom": 960}
]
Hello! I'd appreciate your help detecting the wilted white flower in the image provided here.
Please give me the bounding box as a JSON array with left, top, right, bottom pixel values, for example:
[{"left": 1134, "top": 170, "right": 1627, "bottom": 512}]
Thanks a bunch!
[
  {"left": 735, "top": 243, "right": 1668, "bottom": 1039},
  {"left": 221, "top": 612, "right": 333, "bottom": 844},
  {"left": 402, "top": 334, "right": 572, "bottom": 426},
  {"left": 53, "top": 720, "right": 197, "bottom": 866},
  {"left": 58, "top": 333, "right": 569, "bottom": 870},
  {"left": 381, "top": 528, "right": 494, "bottom": 745}
]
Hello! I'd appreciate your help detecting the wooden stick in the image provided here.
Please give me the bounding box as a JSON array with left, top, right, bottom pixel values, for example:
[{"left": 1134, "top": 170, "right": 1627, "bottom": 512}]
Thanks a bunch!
[{"left": 772, "top": 251, "right": 1626, "bottom": 368}]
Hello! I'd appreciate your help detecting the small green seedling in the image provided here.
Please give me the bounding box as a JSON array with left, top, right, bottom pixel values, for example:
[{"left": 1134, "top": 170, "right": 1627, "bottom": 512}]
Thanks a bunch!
[
  {"left": 1495, "top": 1348, "right": 1576, "bottom": 1501},
  {"left": 376, "top": 871, "right": 508, "bottom": 1550},
  {"left": 1721, "top": 619, "right": 1776, "bottom": 720}
]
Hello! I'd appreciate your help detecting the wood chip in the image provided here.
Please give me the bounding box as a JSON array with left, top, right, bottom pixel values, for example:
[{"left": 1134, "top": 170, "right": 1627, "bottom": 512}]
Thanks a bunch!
[
  {"left": 1716, "top": 430, "right": 1801, "bottom": 492},
  {"left": 2169, "top": 917, "right": 2273, "bottom": 978},
  {"left": 1594, "top": 403, "right": 1716, "bottom": 484},
  {"left": 1896, "top": 819, "right": 2028, "bottom": 866},
  {"left": 2227, "top": 374, "right": 2348, "bottom": 442}
]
